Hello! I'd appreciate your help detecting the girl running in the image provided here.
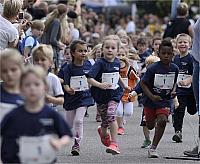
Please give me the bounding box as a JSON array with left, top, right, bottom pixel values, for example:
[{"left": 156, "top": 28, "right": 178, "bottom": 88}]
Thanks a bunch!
[{"left": 87, "top": 35, "right": 130, "bottom": 155}]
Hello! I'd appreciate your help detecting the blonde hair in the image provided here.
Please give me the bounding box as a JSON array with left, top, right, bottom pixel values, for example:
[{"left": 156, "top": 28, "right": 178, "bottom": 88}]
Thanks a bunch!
[
  {"left": 3, "top": 0, "right": 22, "bottom": 19},
  {"left": 177, "top": 2, "right": 188, "bottom": 16},
  {"left": 145, "top": 55, "right": 160, "bottom": 66},
  {"left": 32, "top": 44, "right": 54, "bottom": 62},
  {"left": 0, "top": 48, "right": 24, "bottom": 71},
  {"left": 120, "top": 57, "right": 130, "bottom": 67},
  {"left": 102, "top": 35, "right": 121, "bottom": 51},
  {"left": 176, "top": 33, "right": 192, "bottom": 44},
  {"left": 89, "top": 44, "right": 102, "bottom": 59},
  {"left": 31, "top": 20, "right": 45, "bottom": 30},
  {"left": 44, "top": 4, "right": 69, "bottom": 43},
  {"left": 20, "top": 65, "right": 47, "bottom": 87}
]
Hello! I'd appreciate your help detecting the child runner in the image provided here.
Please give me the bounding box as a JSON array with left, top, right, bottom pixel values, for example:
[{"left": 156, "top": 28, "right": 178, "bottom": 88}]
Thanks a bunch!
[
  {"left": 151, "top": 37, "right": 162, "bottom": 56},
  {"left": 0, "top": 49, "right": 24, "bottom": 122},
  {"left": 116, "top": 57, "right": 138, "bottom": 135},
  {"left": 87, "top": 35, "right": 130, "bottom": 155},
  {"left": 88, "top": 43, "right": 103, "bottom": 122},
  {"left": 1, "top": 66, "right": 72, "bottom": 163},
  {"left": 32, "top": 44, "right": 64, "bottom": 108},
  {"left": 63, "top": 40, "right": 94, "bottom": 156},
  {"left": 130, "top": 55, "right": 160, "bottom": 148},
  {"left": 172, "top": 33, "right": 197, "bottom": 143},
  {"left": 140, "top": 39, "right": 179, "bottom": 158}
]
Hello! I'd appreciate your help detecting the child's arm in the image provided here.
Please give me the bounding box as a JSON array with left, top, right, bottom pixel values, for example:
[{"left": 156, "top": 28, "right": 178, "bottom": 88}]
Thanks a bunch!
[
  {"left": 50, "top": 135, "right": 71, "bottom": 150},
  {"left": 64, "top": 85, "right": 75, "bottom": 95},
  {"left": 140, "top": 80, "right": 162, "bottom": 102},
  {"left": 45, "top": 94, "right": 64, "bottom": 105},
  {"left": 23, "top": 47, "right": 31, "bottom": 59},
  {"left": 87, "top": 78, "right": 111, "bottom": 90}
]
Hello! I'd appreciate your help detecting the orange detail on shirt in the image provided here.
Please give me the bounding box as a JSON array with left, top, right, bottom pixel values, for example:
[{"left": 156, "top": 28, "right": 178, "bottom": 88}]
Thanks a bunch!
[{"left": 120, "top": 66, "right": 138, "bottom": 102}]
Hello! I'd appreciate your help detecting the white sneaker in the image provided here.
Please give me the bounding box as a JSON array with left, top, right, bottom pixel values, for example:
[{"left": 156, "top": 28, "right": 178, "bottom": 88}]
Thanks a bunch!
[{"left": 148, "top": 148, "right": 159, "bottom": 158}]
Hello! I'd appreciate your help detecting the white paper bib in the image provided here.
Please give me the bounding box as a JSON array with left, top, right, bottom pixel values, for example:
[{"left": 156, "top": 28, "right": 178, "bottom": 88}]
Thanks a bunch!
[
  {"left": 70, "top": 75, "right": 89, "bottom": 91},
  {"left": 102, "top": 72, "right": 119, "bottom": 89},
  {"left": 18, "top": 135, "right": 57, "bottom": 164},
  {"left": 177, "top": 74, "right": 192, "bottom": 88},
  {"left": 154, "top": 74, "right": 175, "bottom": 90},
  {"left": 122, "top": 78, "right": 128, "bottom": 86}
]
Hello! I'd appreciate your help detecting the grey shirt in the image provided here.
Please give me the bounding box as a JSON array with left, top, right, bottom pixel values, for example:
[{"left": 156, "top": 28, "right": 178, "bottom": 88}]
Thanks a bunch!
[
  {"left": 41, "top": 19, "right": 61, "bottom": 51},
  {"left": 191, "top": 18, "right": 200, "bottom": 62}
]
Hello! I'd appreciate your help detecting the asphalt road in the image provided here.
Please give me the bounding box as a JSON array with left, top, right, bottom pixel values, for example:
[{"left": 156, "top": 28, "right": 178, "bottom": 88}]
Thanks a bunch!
[{"left": 56, "top": 103, "right": 199, "bottom": 164}]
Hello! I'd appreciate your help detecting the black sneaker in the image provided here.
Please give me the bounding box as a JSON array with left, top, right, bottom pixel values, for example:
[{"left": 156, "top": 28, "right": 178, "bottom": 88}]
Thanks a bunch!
[
  {"left": 172, "top": 131, "right": 182, "bottom": 143},
  {"left": 71, "top": 145, "right": 80, "bottom": 156},
  {"left": 183, "top": 146, "right": 199, "bottom": 157}
]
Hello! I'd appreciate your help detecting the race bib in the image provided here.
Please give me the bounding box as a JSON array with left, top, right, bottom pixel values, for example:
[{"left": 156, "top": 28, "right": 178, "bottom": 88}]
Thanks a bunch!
[
  {"left": 154, "top": 74, "right": 175, "bottom": 90},
  {"left": 177, "top": 74, "right": 192, "bottom": 88},
  {"left": 18, "top": 135, "right": 57, "bottom": 164},
  {"left": 0, "top": 103, "right": 17, "bottom": 122},
  {"left": 102, "top": 72, "right": 119, "bottom": 89},
  {"left": 70, "top": 75, "right": 89, "bottom": 91},
  {"left": 122, "top": 78, "right": 128, "bottom": 86}
]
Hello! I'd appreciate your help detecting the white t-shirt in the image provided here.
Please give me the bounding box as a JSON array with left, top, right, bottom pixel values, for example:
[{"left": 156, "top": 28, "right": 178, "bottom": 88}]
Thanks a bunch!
[
  {"left": 46, "top": 72, "right": 64, "bottom": 98},
  {"left": 0, "top": 15, "right": 19, "bottom": 51},
  {"left": 25, "top": 36, "right": 39, "bottom": 48}
]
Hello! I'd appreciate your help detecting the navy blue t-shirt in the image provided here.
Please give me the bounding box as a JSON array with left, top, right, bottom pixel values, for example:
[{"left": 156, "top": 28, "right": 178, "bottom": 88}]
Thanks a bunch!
[
  {"left": 0, "top": 104, "right": 72, "bottom": 163},
  {"left": 173, "top": 53, "right": 193, "bottom": 96},
  {"left": 142, "top": 61, "right": 179, "bottom": 109},
  {"left": 87, "top": 58, "right": 123, "bottom": 105},
  {"left": 134, "top": 82, "right": 143, "bottom": 95},
  {"left": 0, "top": 85, "right": 24, "bottom": 122},
  {"left": 63, "top": 61, "right": 94, "bottom": 110},
  {"left": 139, "top": 50, "right": 151, "bottom": 63}
]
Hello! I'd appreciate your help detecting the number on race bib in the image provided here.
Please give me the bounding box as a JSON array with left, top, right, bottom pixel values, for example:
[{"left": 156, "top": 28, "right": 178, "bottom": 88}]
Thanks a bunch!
[
  {"left": 154, "top": 74, "right": 175, "bottom": 90},
  {"left": 102, "top": 72, "right": 119, "bottom": 89},
  {"left": 70, "top": 75, "right": 89, "bottom": 91},
  {"left": 18, "top": 135, "right": 57, "bottom": 164}
]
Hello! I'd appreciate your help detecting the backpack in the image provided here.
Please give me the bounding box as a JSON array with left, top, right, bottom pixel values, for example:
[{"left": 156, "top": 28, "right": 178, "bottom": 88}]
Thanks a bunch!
[{"left": 18, "top": 36, "right": 37, "bottom": 56}]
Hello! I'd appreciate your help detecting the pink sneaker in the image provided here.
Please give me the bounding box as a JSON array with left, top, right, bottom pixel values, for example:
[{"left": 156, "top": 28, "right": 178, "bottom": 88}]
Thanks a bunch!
[
  {"left": 106, "top": 142, "right": 120, "bottom": 155},
  {"left": 97, "top": 126, "right": 111, "bottom": 147},
  {"left": 117, "top": 127, "right": 125, "bottom": 135}
]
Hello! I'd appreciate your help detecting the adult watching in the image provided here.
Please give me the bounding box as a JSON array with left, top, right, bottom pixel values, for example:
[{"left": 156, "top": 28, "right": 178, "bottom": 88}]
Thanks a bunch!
[{"left": 0, "top": 0, "right": 22, "bottom": 51}]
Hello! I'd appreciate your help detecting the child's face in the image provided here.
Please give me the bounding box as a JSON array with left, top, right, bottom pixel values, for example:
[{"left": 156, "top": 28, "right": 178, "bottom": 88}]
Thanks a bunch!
[
  {"left": 176, "top": 36, "right": 190, "bottom": 54},
  {"left": 153, "top": 39, "right": 161, "bottom": 53},
  {"left": 31, "top": 28, "right": 44, "bottom": 38},
  {"left": 64, "top": 48, "right": 72, "bottom": 63},
  {"left": 102, "top": 39, "right": 118, "bottom": 61},
  {"left": 33, "top": 56, "right": 52, "bottom": 72},
  {"left": 21, "top": 73, "right": 46, "bottom": 103},
  {"left": 137, "top": 43, "right": 147, "bottom": 53},
  {"left": 117, "top": 48, "right": 126, "bottom": 59},
  {"left": 158, "top": 46, "right": 173, "bottom": 65},
  {"left": 72, "top": 44, "right": 87, "bottom": 62},
  {"left": 1, "top": 60, "right": 22, "bottom": 87},
  {"left": 95, "top": 47, "right": 102, "bottom": 59}
]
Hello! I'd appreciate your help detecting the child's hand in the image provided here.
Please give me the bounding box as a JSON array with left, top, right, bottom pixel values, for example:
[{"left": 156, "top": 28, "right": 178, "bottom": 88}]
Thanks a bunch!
[
  {"left": 45, "top": 94, "right": 54, "bottom": 103},
  {"left": 129, "top": 91, "right": 137, "bottom": 98},
  {"left": 50, "top": 138, "right": 62, "bottom": 150},
  {"left": 99, "top": 83, "right": 111, "bottom": 90},
  {"left": 171, "top": 91, "right": 176, "bottom": 99},
  {"left": 150, "top": 95, "right": 162, "bottom": 102},
  {"left": 66, "top": 87, "right": 75, "bottom": 95},
  {"left": 178, "top": 79, "right": 190, "bottom": 87}
]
